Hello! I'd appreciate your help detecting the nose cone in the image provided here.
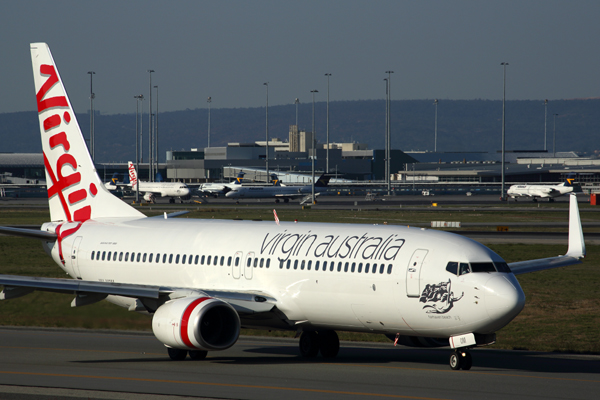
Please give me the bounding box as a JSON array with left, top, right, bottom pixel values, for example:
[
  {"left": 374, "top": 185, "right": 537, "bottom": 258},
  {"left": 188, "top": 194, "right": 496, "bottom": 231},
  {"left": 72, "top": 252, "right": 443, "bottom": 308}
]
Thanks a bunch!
[
  {"left": 484, "top": 274, "right": 526, "bottom": 331},
  {"left": 182, "top": 187, "right": 190, "bottom": 196}
]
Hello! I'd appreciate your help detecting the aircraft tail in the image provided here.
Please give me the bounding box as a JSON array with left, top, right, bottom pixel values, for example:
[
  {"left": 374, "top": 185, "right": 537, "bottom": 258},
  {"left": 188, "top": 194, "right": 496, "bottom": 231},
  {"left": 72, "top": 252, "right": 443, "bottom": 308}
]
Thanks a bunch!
[
  {"left": 270, "top": 173, "right": 281, "bottom": 186},
  {"left": 127, "top": 161, "right": 138, "bottom": 189},
  {"left": 315, "top": 174, "right": 332, "bottom": 188},
  {"left": 30, "top": 43, "right": 144, "bottom": 222},
  {"left": 234, "top": 171, "right": 245, "bottom": 184},
  {"left": 563, "top": 172, "right": 577, "bottom": 187}
]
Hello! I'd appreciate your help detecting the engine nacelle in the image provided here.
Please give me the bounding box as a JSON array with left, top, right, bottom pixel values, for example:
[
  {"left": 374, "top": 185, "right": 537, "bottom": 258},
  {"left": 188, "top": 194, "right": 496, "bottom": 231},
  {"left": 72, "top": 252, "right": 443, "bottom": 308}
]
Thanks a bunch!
[
  {"left": 152, "top": 296, "right": 240, "bottom": 351},
  {"left": 143, "top": 192, "right": 155, "bottom": 202}
]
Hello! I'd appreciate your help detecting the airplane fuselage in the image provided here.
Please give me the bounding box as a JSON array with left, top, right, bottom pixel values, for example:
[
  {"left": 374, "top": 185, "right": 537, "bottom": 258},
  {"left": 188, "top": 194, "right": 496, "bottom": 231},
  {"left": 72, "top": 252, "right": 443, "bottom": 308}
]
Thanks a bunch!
[
  {"left": 507, "top": 184, "right": 573, "bottom": 199},
  {"left": 47, "top": 217, "right": 524, "bottom": 338}
]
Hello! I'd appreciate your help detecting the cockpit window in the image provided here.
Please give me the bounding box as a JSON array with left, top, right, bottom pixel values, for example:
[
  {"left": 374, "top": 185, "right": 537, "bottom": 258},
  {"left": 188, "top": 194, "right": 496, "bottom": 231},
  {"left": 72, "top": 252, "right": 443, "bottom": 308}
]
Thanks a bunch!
[
  {"left": 459, "top": 263, "right": 470, "bottom": 276},
  {"left": 494, "top": 262, "right": 512, "bottom": 273},
  {"left": 445, "top": 262, "right": 458, "bottom": 275},
  {"left": 471, "top": 262, "right": 496, "bottom": 273}
]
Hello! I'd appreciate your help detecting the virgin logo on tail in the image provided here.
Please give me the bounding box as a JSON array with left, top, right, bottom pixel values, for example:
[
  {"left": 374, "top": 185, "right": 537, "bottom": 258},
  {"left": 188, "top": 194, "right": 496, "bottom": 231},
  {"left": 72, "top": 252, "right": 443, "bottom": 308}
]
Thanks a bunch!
[
  {"left": 36, "top": 63, "right": 96, "bottom": 222},
  {"left": 128, "top": 162, "right": 138, "bottom": 188}
]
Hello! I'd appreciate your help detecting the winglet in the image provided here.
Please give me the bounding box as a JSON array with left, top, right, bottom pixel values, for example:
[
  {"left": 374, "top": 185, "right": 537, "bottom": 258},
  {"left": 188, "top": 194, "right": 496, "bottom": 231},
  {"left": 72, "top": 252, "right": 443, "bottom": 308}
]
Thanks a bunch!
[{"left": 566, "top": 194, "right": 585, "bottom": 259}]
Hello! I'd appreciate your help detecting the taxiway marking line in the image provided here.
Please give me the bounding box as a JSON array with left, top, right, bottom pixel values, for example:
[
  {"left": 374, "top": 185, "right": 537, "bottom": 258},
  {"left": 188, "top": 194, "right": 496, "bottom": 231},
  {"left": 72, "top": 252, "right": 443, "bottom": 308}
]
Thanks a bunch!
[
  {"left": 0, "top": 370, "right": 449, "bottom": 400},
  {"left": 326, "top": 363, "right": 600, "bottom": 384}
]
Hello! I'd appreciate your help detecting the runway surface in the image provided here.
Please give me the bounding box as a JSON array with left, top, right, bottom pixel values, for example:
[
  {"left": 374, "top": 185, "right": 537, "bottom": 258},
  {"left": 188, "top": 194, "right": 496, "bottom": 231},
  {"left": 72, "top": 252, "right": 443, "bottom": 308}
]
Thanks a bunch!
[{"left": 0, "top": 327, "right": 598, "bottom": 400}]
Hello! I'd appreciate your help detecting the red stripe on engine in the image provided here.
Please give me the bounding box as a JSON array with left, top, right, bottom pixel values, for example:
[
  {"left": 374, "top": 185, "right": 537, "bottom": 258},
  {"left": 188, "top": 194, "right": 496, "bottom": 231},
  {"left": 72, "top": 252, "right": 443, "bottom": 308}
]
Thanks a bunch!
[{"left": 180, "top": 297, "right": 211, "bottom": 349}]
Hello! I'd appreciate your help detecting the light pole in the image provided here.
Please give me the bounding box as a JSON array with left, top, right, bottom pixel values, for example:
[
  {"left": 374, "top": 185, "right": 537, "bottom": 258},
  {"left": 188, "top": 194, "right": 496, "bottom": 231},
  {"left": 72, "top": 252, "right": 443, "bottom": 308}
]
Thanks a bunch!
[
  {"left": 553, "top": 113, "right": 559, "bottom": 157},
  {"left": 385, "top": 70, "right": 394, "bottom": 195},
  {"left": 147, "top": 70, "right": 154, "bottom": 181},
  {"left": 325, "top": 73, "right": 331, "bottom": 173},
  {"left": 434, "top": 99, "right": 438, "bottom": 152},
  {"left": 264, "top": 82, "right": 269, "bottom": 182},
  {"left": 295, "top": 98, "right": 300, "bottom": 127},
  {"left": 87, "top": 71, "right": 95, "bottom": 161},
  {"left": 544, "top": 99, "right": 548, "bottom": 151},
  {"left": 384, "top": 78, "right": 388, "bottom": 186},
  {"left": 154, "top": 85, "right": 159, "bottom": 178},
  {"left": 207, "top": 97, "right": 211, "bottom": 148},
  {"left": 311, "top": 89, "right": 318, "bottom": 204},
  {"left": 134, "top": 94, "right": 144, "bottom": 203},
  {"left": 501, "top": 62, "right": 508, "bottom": 201}
]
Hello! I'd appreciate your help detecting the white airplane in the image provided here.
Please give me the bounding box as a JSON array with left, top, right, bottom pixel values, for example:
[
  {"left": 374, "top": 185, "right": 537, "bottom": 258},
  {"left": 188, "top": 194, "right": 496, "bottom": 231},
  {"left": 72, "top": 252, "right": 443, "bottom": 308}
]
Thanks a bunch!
[
  {"left": 0, "top": 43, "right": 586, "bottom": 371},
  {"left": 126, "top": 162, "right": 190, "bottom": 203},
  {"left": 198, "top": 171, "right": 246, "bottom": 196},
  {"left": 507, "top": 173, "right": 577, "bottom": 202},
  {"left": 225, "top": 174, "right": 332, "bottom": 203}
]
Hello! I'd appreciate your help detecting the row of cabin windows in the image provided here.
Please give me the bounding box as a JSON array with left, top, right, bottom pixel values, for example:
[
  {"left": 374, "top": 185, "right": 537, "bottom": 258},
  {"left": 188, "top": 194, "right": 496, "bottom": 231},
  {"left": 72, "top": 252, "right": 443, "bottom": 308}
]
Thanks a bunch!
[
  {"left": 90, "top": 250, "right": 273, "bottom": 269},
  {"left": 279, "top": 259, "right": 393, "bottom": 274},
  {"left": 445, "top": 261, "right": 512, "bottom": 276}
]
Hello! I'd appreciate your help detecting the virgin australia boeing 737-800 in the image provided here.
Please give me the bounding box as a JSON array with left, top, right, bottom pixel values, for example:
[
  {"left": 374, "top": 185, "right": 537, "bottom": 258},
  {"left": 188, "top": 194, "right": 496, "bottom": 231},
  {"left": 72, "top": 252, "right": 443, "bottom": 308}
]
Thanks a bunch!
[{"left": 0, "top": 43, "right": 586, "bottom": 370}]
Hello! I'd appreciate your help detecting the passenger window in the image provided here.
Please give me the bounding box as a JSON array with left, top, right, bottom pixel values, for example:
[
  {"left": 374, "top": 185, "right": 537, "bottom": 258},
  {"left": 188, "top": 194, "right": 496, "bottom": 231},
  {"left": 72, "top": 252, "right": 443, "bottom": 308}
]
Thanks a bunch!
[
  {"left": 331, "top": 262, "right": 336, "bottom": 272},
  {"left": 96, "top": 251, "right": 101, "bottom": 260},
  {"left": 175, "top": 254, "right": 180, "bottom": 264},
  {"left": 280, "top": 260, "right": 284, "bottom": 269},
  {"left": 143, "top": 253, "right": 147, "bottom": 262},
  {"left": 379, "top": 264, "right": 385, "bottom": 274},
  {"left": 495, "top": 262, "right": 511, "bottom": 273},
  {"left": 130, "top": 252, "right": 135, "bottom": 262},
  {"left": 351, "top": 262, "right": 356, "bottom": 273},
  {"left": 266, "top": 259, "right": 270, "bottom": 268},
  {"left": 156, "top": 253, "right": 160, "bottom": 263},
  {"left": 228, "top": 256, "right": 232, "bottom": 266},
  {"left": 169, "top": 254, "right": 173, "bottom": 264},
  {"left": 201, "top": 255, "right": 205, "bottom": 265},
  {"left": 247, "top": 257, "right": 252, "bottom": 267},
  {"left": 101, "top": 251, "right": 106, "bottom": 261},
  {"left": 294, "top": 260, "right": 298, "bottom": 270},
  {"left": 372, "top": 263, "right": 377, "bottom": 273},
  {"left": 358, "top": 263, "right": 362, "bottom": 273},
  {"left": 182, "top": 255, "right": 186, "bottom": 264},
  {"left": 125, "top": 252, "right": 129, "bottom": 262},
  {"left": 207, "top": 255, "right": 211, "bottom": 265},
  {"left": 213, "top": 256, "right": 218, "bottom": 266},
  {"left": 387, "top": 264, "right": 393, "bottom": 274},
  {"left": 300, "top": 260, "right": 305, "bottom": 270},
  {"left": 235, "top": 257, "right": 240, "bottom": 266},
  {"left": 189, "top": 255, "right": 193, "bottom": 264},
  {"left": 259, "top": 258, "right": 264, "bottom": 268},
  {"left": 337, "top": 262, "right": 342, "bottom": 272},
  {"left": 148, "top": 253, "right": 153, "bottom": 263},
  {"left": 137, "top": 253, "right": 141, "bottom": 262},
  {"left": 315, "top": 261, "right": 320, "bottom": 271},
  {"left": 365, "top": 263, "right": 370, "bottom": 273},
  {"left": 322, "top": 261, "right": 327, "bottom": 271},
  {"left": 195, "top": 255, "right": 199, "bottom": 264},
  {"left": 119, "top": 252, "right": 123, "bottom": 262},
  {"left": 459, "top": 263, "right": 470, "bottom": 276},
  {"left": 107, "top": 251, "right": 112, "bottom": 261},
  {"left": 113, "top": 252, "right": 117, "bottom": 261},
  {"left": 286, "top": 260, "right": 291, "bottom": 269},
  {"left": 254, "top": 258, "right": 258, "bottom": 268},
  {"left": 446, "top": 262, "right": 458, "bottom": 275},
  {"left": 307, "top": 260, "right": 312, "bottom": 270},
  {"left": 220, "top": 256, "right": 224, "bottom": 266},
  {"left": 91, "top": 251, "right": 95, "bottom": 260},
  {"left": 345, "top": 262, "right": 349, "bottom": 272},
  {"left": 162, "top": 254, "right": 167, "bottom": 263}
]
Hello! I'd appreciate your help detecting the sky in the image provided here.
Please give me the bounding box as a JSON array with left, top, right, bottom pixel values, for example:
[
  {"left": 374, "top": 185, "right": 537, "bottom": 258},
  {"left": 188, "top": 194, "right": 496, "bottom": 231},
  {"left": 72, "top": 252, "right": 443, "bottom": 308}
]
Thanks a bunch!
[{"left": 1, "top": 0, "right": 599, "bottom": 115}]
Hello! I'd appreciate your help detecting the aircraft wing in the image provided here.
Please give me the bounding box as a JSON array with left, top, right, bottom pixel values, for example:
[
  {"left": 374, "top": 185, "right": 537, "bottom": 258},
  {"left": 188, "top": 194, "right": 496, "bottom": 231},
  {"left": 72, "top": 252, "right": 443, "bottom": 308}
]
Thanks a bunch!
[
  {"left": 0, "top": 274, "right": 276, "bottom": 315},
  {"left": 508, "top": 194, "right": 585, "bottom": 275}
]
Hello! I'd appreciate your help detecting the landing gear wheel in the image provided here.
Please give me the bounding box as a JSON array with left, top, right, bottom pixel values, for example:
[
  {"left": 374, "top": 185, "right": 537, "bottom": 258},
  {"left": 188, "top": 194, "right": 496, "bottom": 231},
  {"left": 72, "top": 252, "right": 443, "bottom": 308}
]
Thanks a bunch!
[
  {"left": 460, "top": 351, "right": 472, "bottom": 370},
  {"left": 299, "top": 331, "right": 320, "bottom": 357},
  {"left": 189, "top": 350, "right": 208, "bottom": 360},
  {"left": 318, "top": 330, "right": 339, "bottom": 358},
  {"left": 284, "top": 198, "right": 290, "bottom": 203},
  {"left": 275, "top": 199, "right": 280, "bottom": 203},
  {"left": 167, "top": 347, "right": 188, "bottom": 361},
  {"left": 449, "top": 352, "right": 462, "bottom": 370},
  {"left": 169, "top": 198, "right": 175, "bottom": 204}
]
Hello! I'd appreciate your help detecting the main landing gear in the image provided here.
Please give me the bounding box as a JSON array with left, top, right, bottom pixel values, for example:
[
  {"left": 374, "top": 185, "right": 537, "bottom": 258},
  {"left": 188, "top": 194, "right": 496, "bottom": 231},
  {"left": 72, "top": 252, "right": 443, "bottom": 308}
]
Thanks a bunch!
[
  {"left": 449, "top": 349, "right": 472, "bottom": 370},
  {"left": 299, "top": 330, "right": 340, "bottom": 358},
  {"left": 167, "top": 347, "right": 208, "bottom": 361}
]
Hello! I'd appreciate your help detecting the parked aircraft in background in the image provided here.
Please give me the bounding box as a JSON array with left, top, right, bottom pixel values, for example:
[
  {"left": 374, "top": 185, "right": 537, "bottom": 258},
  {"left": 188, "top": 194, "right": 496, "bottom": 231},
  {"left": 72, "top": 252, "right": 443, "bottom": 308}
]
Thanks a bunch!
[
  {"left": 0, "top": 43, "right": 587, "bottom": 372},
  {"left": 225, "top": 173, "right": 332, "bottom": 203},
  {"left": 198, "top": 172, "right": 246, "bottom": 196},
  {"left": 126, "top": 162, "right": 190, "bottom": 203},
  {"left": 507, "top": 173, "right": 578, "bottom": 202}
]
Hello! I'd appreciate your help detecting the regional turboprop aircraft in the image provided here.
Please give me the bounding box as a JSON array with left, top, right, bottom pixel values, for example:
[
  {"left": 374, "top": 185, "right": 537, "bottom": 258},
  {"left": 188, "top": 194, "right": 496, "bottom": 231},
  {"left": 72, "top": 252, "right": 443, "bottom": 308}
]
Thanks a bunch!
[
  {"left": 126, "top": 161, "right": 190, "bottom": 203},
  {"left": 507, "top": 173, "right": 578, "bottom": 202},
  {"left": 0, "top": 43, "right": 587, "bottom": 370}
]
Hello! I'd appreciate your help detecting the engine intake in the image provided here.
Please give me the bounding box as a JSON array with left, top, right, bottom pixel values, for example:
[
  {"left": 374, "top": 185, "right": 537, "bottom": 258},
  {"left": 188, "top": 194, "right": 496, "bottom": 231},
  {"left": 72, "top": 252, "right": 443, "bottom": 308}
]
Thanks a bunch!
[{"left": 152, "top": 296, "right": 240, "bottom": 351}]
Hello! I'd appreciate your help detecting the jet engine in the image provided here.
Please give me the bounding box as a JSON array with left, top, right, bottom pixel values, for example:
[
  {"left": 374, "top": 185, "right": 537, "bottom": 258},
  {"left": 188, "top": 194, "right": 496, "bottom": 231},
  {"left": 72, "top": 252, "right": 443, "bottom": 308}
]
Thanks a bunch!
[
  {"left": 143, "top": 193, "right": 155, "bottom": 203},
  {"left": 152, "top": 296, "right": 240, "bottom": 351}
]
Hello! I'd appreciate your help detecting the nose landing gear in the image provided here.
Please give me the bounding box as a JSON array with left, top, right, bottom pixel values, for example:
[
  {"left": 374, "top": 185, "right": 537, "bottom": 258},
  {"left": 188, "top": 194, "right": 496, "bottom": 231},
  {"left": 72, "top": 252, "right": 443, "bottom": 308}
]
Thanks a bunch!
[{"left": 449, "top": 349, "right": 472, "bottom": 370}]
